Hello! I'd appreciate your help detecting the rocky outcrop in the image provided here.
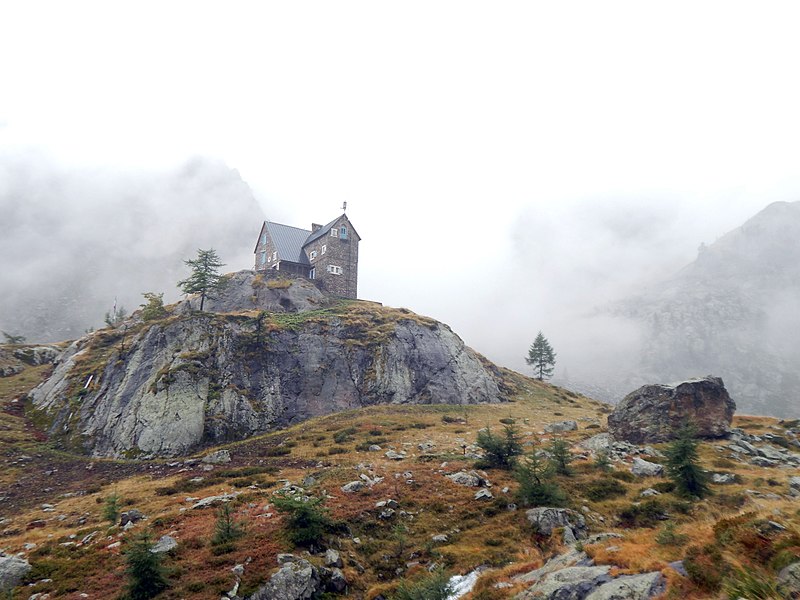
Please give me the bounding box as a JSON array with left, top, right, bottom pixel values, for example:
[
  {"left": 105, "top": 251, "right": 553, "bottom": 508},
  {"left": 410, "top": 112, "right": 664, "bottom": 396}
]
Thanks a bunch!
[
  {"left": 630, "top": 458, "right": 664, "bottom": 478},
  {"left": 608, "top": 376, "right": 735, "bottom": 444},
  {"left": 0, "top": 554, "right": 31, "bottom": 590},
  {"left": 526, "top": 508, "right": 587, "bottom": 540},
  {"left": 29, "top": 292, "right": 504, "bottom": 458},
  {"left": 248, "top": 558, "right": 321, "bottom": 600},
  {"left": 778, "top": 562, "right": 800, "bottom": 598}
]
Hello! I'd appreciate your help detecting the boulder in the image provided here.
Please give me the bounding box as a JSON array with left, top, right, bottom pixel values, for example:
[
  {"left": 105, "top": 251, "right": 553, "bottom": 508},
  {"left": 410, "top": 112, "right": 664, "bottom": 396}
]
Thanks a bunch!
[
  {"left": 474, "top": 489, "right": 493, "bottom": 501},
  {"left": 789, "top": 476, "right": 800, "bottom": 497},
  {"left": 201, "top": 449, "right": 231, "bottom": 464},
  {"left": 712, "top": 473, "right": 737, "bottom": 485},
  {"left": 545, "top": 420, "right": 578, "bottom": 434},
  {"left": 630, "top": 458, "right": 664, "bottom": 478},
  {"left": 526, "top": 507, "right": 587, "bottom": 540},
  {"left": 516, "top": 566, "right": 611, "bottom": 600},
  {"left": 341, "top": 481, "right": 366, "bottom": 493},
  {"left": 119, "top": 509, "right": 145, "bottom": 526},
  {"left": 0, "top": 554, "right": 31, "bottom": 590},
  {"left": 248, "top": 558, "right": 321, "bottom": 600},
  {"left": 150, "top": 535, "right": 178, "bottom": 554},
  {"left": 446, "top": 471, "right": 487, "bottom": 487},
  {"left": 585, "top": 571, "right": 666, "bottom": 599},
  {"left": 324, "top": 549, "right": 343, "bottom": 568},
  {"left": 778, "top": 562, "right": 800, "bottom": 598},
  {"left": 608, "top": 376, "right": 735, "bottom": 444}
]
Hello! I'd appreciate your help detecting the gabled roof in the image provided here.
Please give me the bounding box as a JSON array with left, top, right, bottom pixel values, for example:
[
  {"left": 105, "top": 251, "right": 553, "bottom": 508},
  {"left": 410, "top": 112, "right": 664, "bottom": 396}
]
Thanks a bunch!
[
  {"left": 303, "top": 213, "right": 361, "bottom": 247},
  {"left": 264, "top": 221, "right": 312, "bottom": 265}
]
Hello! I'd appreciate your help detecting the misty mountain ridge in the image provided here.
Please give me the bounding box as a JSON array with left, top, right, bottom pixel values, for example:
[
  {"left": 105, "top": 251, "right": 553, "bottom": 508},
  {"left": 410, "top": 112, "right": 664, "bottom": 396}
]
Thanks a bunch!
[
  {"left": 572, "top": 200, "right": 800, "bottom": 417},
  {"left": 0, "top": 156, "right": 264, "bottom": 342}
]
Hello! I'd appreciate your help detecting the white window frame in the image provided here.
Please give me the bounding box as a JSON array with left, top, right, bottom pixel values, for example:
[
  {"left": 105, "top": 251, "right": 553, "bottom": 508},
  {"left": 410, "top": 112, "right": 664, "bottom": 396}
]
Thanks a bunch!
[
  {"left": 327, "top": 265, "right": 343, "bottom": 275},
  {"left": 309, "top": 250, "right": 317, "bottom": 260},
  {"left": 321, "top": 245, "right": 326, "bottom": 255},
  {"left": 330, "top": 228, "right": 338, "bottom": 237},
  {"left": 272, "top": 251, "right": 277, "bottom": 261}
]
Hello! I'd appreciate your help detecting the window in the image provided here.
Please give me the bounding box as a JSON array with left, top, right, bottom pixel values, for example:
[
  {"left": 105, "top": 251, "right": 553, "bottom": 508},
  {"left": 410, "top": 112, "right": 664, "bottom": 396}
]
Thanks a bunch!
[
  {"left": 309, "top": 250, "right": 317, "bottom": 260},
  {"left": 321, "top": 245, "right": 326, "bottom": 255},
  {"left": 272, "top": 252, "right": 277, "bottom": 261},
  {"left": 327, "top": 265, "right": 343, "bottom": 275},
  {"left": 330, "top": 228, "right": 338, "bottom": 237},
  {"left": 309, "top": 267, "right": 316, "bottom": 280},
  {"left": 261, "top": 233, "right": 267, "bottom": 246},
  {"left": 260, "top": 252, "right": 266, "bottom": 265},
  {"left": 340, "top": 226, "right": 347, "bottom": 240}
]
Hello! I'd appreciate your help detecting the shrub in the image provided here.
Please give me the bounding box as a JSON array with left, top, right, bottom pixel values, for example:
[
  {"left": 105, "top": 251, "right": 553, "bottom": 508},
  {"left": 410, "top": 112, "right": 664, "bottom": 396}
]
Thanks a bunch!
[
  {"left": 392, "top": 568, "right": 453, "bottom": 600},
  {"left": 475, "top": 425, "right": 524, "bottom": 470},
  {"left": 584, "top": 478, "right": 627, "bottom": 501},
  {"left": 610, "top": 470, "right": 636, "bottom": 483},
  {"left": 272, "top": 495, "right": 337, "bottom": 550},
  {"left": 593, "top": 450, "right": 612, "bottom": 472},
  {"left": 123, "top": 532, "right": 169, "bottom": 600},
  {"left": 499, "top": 418, "right": 516, "bottom": 425},
  {"left": 683, "top": 544, "right": 729, "bottom": 592},
  {"left": 655, "top": 521, "right": 688, "bottom": 546},
  {"left": 333, "top": 427, "right": 357, "bottom": 444},
  {"left": 724, "top": 568, "right": 781, "bottom": 600},
  {"left": 515, "top": 453, "right": 565, "bottom": 507},
  {"left": 618, "top": 499, "right": 668, "bottom": 528},
  {"left": 139, "top": 292, "right": 167, "bottom": 321}
]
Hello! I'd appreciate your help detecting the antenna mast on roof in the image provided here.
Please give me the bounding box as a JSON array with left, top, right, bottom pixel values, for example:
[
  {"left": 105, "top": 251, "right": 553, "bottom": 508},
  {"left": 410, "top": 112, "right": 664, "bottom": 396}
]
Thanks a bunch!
[{"left": 341, "top": 201, "right": 347, "bottom": 213}]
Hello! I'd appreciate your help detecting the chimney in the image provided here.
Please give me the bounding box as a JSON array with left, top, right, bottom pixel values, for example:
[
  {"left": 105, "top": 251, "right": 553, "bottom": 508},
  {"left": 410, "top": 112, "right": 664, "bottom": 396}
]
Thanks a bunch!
[{"left": 311, "top": 223, "right": 322, "bottom": 232}]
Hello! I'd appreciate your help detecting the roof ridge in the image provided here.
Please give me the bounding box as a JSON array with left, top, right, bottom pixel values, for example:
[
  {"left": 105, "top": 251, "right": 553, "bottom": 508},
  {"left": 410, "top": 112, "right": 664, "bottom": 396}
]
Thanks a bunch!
[{"left": 266, "top": 220, "right": 312, "bottom": 234}]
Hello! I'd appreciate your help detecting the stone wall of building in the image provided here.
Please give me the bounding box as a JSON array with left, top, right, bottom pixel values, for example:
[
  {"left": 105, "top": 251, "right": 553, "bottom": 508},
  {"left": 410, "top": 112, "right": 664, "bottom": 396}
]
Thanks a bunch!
[{"left": 309, "top": 216, "right": 359, "bottom": 299}]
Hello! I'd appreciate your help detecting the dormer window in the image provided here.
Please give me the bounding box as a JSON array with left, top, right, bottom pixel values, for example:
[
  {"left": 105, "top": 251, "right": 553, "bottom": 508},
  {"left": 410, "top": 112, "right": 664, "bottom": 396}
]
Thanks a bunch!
[
  {"left": 340, "top": 226, "right": 348, "bottom": 240},
  {"left": 330, "top": 228, "right": 338, "bottom": 237}
]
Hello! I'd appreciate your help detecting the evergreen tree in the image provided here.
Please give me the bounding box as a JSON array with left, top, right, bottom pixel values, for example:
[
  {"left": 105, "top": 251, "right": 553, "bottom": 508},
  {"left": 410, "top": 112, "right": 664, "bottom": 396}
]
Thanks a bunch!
[
  {"left": 177, "top": 248, "right": 226, "bottom": 311},
  {"left": 515, "top": 452, "right": 566, "bottom": 507},
  {"left": 123, "top": 532, "right": 168, "bottom": 600},
  {"left": 103, "top": 493, "right": 120, "bottom": 524},
  {"left": 272, "top": 495, "right": 336, "bottom": 550},
  {"left": 211, "top": 502, "right": 244, "bottom": 546},
  {"left": 104, "top": 305, "right": 127, "bottom": 327},
  {"left": 475, "top": 425, "right": 524, "bottom": 469},
  {"left": 548, "top": 437, "right": 573, "bottom": 476},
  {"left": 525, "top": 331, "right": 556, "bottom": 380},
  {"left": 1, "top": 331, "right": 26, "bottom": 344},
  {"left": 665, "top": 425, "right": 710, "bottom": 499},
  {"left": 139, "top": 292, "right": 167, "bottom": 321}
]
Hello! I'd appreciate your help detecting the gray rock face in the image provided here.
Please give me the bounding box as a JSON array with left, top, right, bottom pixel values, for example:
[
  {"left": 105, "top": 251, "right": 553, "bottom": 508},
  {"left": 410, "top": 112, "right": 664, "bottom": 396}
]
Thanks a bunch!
[
  {"left": 790, "top": 476, "right": 800, "bottom": 496},
  {"left": 30, "top": 289, "right": 504, "bottom": 457},
  {"left": 248, "top": 558, "right": 321, "bottom": 600},
  {"left": 150, "top": 535, "right": 178, "bottom": 554},
  {"left": 515, "top": 566, "right": 612, "bottom": 600},
  {"left": 630, "top": 458, "right": 664, "bottom": 478},
  {"left": 778, "top": 562, "right": 800, "bottom": 598},
  {"left": 585, "top": 571, "right": 666, "bottom": 600},
  {"left": 446, "top": 471, "right": 488, "bottom": 487},
  {"left": 526, "top": 508, "right": 587, "bottom": 540},
  {"left": 0, "top": 554, "right": 32, "bottom": 590},
  {"left": 608, "top": 376, "right": 735, "bottom": 444}
]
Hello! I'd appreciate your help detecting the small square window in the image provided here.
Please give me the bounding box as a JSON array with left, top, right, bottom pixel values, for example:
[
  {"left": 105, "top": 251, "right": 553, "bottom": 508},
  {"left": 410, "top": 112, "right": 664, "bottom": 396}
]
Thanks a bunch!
[
  {"left": 310, "top": 250, "right": 317, "bottom": 260},
  {"left": 330, "top": 228, "right": 338, "bottom": 237}
]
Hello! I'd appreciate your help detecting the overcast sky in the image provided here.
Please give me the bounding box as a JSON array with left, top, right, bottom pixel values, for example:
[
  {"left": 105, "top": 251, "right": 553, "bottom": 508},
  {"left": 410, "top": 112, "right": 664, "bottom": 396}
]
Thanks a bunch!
[{"left": 3, "top": 1, "right": 800, "bottom": 374}]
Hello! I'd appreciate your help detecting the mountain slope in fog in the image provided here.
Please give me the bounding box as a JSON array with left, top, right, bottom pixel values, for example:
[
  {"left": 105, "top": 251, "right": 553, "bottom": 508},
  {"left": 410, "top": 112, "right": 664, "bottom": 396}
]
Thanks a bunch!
[
  {"left": 0, "top": 156, "right": 264, "bottom": 342},
  {"left": 616, "top": 200, "right": 800, "bottom": 417}
]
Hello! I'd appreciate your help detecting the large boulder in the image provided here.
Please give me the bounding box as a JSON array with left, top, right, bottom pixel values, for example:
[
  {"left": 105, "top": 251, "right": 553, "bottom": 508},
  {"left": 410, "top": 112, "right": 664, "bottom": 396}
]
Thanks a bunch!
[
  {"left": 515, "top": 566, "right": 612, "bottom": 600},
  {"left": 585, "top": 572, "right": 666, "bottom": 600},
  {"left": 248, "top": 558, "right": 321, "bottom": 600},
  {"left": 778, "top": 562, "right": 800, "bottom": 598},
  {"left": 0, "top": 554, "right": 32, "bottom": 590},
  {"left": 526, "top": 507, "right": 588, "bottom": 540},
  {"left": 608, "top": 376, "right": 735, "bottom": 444}
]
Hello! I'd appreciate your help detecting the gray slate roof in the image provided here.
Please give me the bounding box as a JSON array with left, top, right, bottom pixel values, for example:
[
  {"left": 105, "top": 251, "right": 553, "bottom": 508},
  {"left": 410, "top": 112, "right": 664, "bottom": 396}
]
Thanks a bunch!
[
  {"left": 265, "top": 222, "right": 312, "bottom": 265},
  {"left": 304, "top": 216, "right": 342, "bottom": 246}
]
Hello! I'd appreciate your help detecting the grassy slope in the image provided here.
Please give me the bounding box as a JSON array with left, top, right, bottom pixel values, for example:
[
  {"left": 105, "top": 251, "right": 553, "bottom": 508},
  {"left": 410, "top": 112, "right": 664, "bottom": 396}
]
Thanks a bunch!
[{"left": 0, "top": 312, "right": 798, "bottom": 598}]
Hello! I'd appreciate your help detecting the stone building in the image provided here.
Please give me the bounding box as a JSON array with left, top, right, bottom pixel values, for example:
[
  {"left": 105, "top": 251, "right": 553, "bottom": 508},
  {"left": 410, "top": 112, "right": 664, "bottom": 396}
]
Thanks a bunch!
[{"left": 254, "top": 213, "right": 360, "bottom": 299}]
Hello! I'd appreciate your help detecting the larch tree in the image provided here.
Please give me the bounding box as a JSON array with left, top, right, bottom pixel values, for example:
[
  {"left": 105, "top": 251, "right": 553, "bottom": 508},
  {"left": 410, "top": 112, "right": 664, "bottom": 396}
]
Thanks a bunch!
[
  {"left": 177, "top": 248, "right": 226, "bottom": 311},
  {"left": 526, "top": 331, "right": 556, "bottom": 380}
]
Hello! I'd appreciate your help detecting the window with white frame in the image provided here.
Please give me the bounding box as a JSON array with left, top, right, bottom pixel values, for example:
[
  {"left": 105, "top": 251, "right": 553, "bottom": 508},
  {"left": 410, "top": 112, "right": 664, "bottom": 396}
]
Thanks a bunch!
[
  {"left": 309, "top": 250, "right": 317, "bottom": 260},
  {"left": 272, "top": 252, "right": 277, "bottom": 261},
  {"left": 309, "top": 267, "right": 316, "bottom": 279},
  {"left": 327, "top": 265, "right": 342, "bottom": 275},
  {"left": 321, "top": 245, "right": 326, "bottom": 254},
  {"left": 330, "top": 228, "right": 338, "bottom": 237}
]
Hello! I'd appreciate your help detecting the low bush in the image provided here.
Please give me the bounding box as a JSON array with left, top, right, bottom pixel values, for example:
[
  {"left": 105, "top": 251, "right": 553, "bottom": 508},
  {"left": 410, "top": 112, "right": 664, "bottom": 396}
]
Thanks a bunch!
[
  {"left": 618, "top": 499, "right": 668, "bottom": 528},
  {"left": 584, "top": 478, "right": 627, "bottom": 501}
]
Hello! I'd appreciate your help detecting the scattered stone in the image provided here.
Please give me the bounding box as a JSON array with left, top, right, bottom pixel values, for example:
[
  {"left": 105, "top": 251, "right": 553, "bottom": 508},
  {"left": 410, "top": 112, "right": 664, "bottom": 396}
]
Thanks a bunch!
[
  {"left": 249, "top": 558, "right": 321, "bottom": 600},
  {"left": 446, "top": 471, "right": 487, "bottom": 487},
  {"left": 341, "top": 481, "right": 366, "bottom": 493},
  {"left": 324, "top": 549, "right": 343, "bottom": 568},
  {"left": 119, "top": 509, "right": 144, "bottom": 527},
  {"left": 790, "top": 476, "right": 800, "bottom": 497},
  {"left": 712, "top": 473, "right": 737, "bottom": 485},
  {"left": 384, "top": 450, "right": 406, "bottom": 460},
  {"left": 0, "top": 554, "right": 31, "bottom": 589},
  {"left": 431, "top": 534, "right": 448, "bottom": 543},
  {"left": 368, "top": 445, "right": 382, "bottom": 452},
  {"left": 201, "top": 449, "right": 232, "bottom": 464},
  {"left": 630, "top": 458, "right": 664, "bottom": 478},
  {"left": 545, "top": 420, "right": 578, "bottom": 433},
  {"left": 107, "top": 541, "right": 121, "bottom": 550},
  {"left": 277, "top": 553, "right": 297, "bottom": 564},
  {"left": 585, "top": 571, "right": 666, "bottom": 599},
  {"left": 474, "top": 489, "right": 493, "bottom": 501},
  {"left": 526, "top": 507, "right": 588, "bottom": 540},
  {"left": 379, "top": 509, "right": 396, "bottom": 520},
  {"left": 191, "top": 493, "right": 240, "bottom": 509},
  {"left": 640, "top": 488, "right": 661, "bottom": 497},
  {"left": 150, "top": 535, "right": 178, "bottom": 554},
  {"left": 608, "top": 376, "right": 735, "bottom": 444}
]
